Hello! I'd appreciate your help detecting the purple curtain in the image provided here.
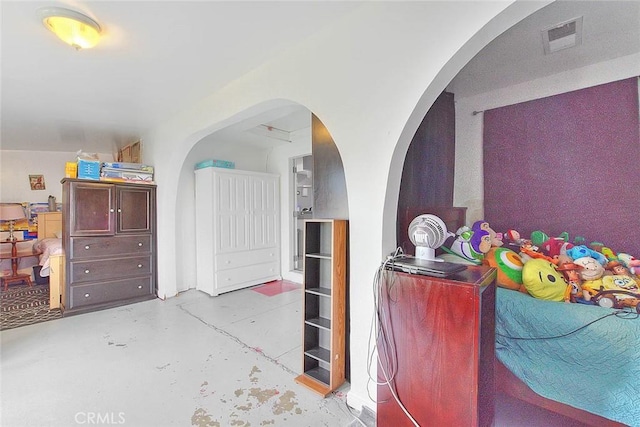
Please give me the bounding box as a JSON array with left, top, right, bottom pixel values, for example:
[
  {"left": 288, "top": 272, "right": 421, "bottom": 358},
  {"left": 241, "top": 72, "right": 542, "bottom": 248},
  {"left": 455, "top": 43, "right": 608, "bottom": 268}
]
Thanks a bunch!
[{"left": 483, "top": 77, "right": 639, "bottom": 256}]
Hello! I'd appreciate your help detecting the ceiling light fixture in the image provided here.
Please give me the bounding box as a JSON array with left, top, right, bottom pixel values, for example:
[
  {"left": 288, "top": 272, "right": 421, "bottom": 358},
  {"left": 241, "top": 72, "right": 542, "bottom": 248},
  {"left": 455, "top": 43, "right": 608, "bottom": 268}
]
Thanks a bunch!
[{"left": 38, "top": 7, "right": 101, "bottom": 50}]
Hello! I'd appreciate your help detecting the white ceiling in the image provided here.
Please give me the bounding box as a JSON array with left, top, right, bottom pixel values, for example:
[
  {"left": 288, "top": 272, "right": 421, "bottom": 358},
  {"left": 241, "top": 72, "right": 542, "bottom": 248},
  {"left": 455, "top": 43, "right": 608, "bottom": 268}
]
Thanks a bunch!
[
  {"left": 448, "top": 0, "right": 640, "bottom": 98},
  {"left": 2, "top": 1, "right": 639, "bottom": 154},
  {"left": 1, "top": 1, "right": 361, "bottom": 153}
]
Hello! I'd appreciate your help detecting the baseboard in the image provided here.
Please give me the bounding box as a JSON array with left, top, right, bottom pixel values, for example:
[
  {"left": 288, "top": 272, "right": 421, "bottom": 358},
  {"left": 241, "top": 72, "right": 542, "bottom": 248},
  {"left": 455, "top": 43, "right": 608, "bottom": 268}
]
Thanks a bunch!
[
  {"left": 346, "top": 391, "right": 376, "bottom": 419},
  {"left": 282, "top": 270, "right": 303, "bottom": 283}
]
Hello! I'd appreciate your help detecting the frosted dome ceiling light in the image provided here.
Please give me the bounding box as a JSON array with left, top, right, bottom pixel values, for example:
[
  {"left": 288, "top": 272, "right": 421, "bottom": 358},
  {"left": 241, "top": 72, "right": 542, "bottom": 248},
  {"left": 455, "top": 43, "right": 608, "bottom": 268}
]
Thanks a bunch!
[{"left": 38, "top": 7, "right": 101, "bottom": 50}]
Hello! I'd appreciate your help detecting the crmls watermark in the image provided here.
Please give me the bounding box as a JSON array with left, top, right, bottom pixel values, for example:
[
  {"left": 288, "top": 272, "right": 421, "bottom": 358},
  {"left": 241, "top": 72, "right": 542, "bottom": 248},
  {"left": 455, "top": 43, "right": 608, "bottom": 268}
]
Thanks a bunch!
[{"left": 74, "top": 412, "right": 126, "bottom": 425}]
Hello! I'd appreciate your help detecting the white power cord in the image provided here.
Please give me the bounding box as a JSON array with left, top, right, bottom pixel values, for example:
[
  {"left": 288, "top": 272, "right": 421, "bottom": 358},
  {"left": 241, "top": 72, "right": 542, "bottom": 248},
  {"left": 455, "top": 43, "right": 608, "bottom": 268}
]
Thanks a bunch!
[{"left": 366, "top": 248, "right": 420, "bottom": 427}]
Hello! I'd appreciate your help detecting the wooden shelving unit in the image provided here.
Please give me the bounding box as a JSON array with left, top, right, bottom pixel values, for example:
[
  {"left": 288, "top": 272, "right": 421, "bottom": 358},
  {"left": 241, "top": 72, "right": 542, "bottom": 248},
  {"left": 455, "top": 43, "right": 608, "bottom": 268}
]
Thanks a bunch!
[{"left": 294, "top": 219, "right": 347, "bottom": 397}]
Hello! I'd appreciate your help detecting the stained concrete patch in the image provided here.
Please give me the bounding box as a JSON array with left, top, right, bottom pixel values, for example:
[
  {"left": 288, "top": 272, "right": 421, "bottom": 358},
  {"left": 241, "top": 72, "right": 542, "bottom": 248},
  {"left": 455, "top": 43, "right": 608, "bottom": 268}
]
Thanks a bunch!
[
  {"left": 235, "top": 402, "right": 253, "bottom": 411},
  {"left": 249, "top": 365, "right": 261, "bottom": 383},
  {"left": 272, "top": 390, "right": 302, "bottom": 415},
  {"left": 189, "top": 347, "right": 345, "bottom": 425},
  {"left": 248, "top": 387, "right": 279, "bottom": 404},
  {"left": 191, "top": 408, "right": 220, "bottom": 427}
]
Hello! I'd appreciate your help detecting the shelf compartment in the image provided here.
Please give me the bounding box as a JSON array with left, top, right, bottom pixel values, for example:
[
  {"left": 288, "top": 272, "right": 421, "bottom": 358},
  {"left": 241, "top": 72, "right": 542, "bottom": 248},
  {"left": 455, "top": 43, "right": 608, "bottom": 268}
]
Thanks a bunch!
[
  {"left": 295, "top": 367, "right": 332, "bottom": 397},
  {"left": 304, "top": 291, "right": 331, "bottom": 325},
  {"left": 303, "top": 324, "right": 331, "bottom": 356},
  {"left": 296, "top": 352, "right": 331, "bottom": 392},
  {"left": 303, "top": 256, "right": 332, "bottom": 289},
  {"left": 304, "top": 221, "right": 333, "bottom": 257},
  {"left": 305, "top": 366, "right": 330, "bottom": 385},
  {"left": 304, "top": 346, "right": 331, "bottom": 363}
]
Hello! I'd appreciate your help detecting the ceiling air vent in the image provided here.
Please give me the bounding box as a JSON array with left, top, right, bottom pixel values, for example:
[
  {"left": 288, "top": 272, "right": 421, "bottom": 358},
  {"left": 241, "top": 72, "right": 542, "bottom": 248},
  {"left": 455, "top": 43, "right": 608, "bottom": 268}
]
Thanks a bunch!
[{"left": 542, "top": 16, "right": 583, "bottom": 54}]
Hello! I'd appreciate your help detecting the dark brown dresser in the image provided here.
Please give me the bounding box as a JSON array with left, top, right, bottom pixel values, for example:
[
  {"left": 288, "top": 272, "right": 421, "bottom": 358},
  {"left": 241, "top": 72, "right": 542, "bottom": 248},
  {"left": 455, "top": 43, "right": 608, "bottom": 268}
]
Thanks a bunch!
[
  {"left": 377, "top": 265, "right": 496, "bottom": 427},
  {"left": 61, "top": 179, "right": 157, "bottom": 315}
]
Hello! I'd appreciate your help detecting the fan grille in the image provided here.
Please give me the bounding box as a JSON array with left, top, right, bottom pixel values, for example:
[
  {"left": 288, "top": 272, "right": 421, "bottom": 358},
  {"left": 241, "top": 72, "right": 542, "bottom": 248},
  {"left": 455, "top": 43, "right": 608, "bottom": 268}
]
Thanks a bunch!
[{"left": 408, "top": 214, "right": 448, "bottom": 249}]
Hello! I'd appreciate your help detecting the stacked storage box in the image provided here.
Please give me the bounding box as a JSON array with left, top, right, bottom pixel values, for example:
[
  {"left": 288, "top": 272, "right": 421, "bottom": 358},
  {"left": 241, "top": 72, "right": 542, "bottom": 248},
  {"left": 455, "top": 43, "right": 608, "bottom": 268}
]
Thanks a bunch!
[
  {"left": 100, "top": 162, "right": 154, "bottom": 184},
  {"left": 77, "top": 159, "right": 101, "bottom": 180}
]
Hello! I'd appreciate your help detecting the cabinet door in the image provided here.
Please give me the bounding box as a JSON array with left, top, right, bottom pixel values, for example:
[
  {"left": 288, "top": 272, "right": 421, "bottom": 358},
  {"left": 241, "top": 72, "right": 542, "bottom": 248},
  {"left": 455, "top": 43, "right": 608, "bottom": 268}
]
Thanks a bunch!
[
  {"left": 250, "top": 175, "right": 279, "bottom": 250},
  {"left": 214, "top": 172, "right": 251, "bottom": 253},
  {"left": 69, "top": 182, "right": 115, "bottom": 236},
  {"left": 117, "top": 186, "right": 154, "bottom": 233}
]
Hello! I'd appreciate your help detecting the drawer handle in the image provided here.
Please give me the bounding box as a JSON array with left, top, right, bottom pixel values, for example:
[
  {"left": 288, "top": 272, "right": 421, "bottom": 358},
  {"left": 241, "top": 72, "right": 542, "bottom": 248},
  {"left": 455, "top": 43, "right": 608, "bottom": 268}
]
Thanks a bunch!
[
  {"left": 137, "top": 264, "right": 143, "bottom": 268},
  {"left": 84, "top": 269, "right": 90, "bottom": 274},
  {"left": 137, "top": 285, "right": 143, "bottom": 289},
  {"left": 118, "top": 208, "right": 122, "bottom": 213},
  {"left": 110, "top": 208, "right": 114, "bottom": 213},
  {"left": 85, "top": 245, "right": 90, "bottom": 250},
  {"left": 138, "top": 242, "right": 143, "bottom": 247},
  {"left": 84, "top": 293, "right": 90, "bottom": 298}
]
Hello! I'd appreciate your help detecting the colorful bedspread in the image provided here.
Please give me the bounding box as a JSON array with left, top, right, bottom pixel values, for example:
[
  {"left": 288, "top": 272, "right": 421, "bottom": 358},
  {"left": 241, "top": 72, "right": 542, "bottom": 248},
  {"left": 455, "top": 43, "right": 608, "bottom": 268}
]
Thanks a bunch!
[
  {"left": 496, "top": 287, "right": 640, "bottom": 426},
  {"left": 33, "top": 238, "right": 63, "bottom": 277}
]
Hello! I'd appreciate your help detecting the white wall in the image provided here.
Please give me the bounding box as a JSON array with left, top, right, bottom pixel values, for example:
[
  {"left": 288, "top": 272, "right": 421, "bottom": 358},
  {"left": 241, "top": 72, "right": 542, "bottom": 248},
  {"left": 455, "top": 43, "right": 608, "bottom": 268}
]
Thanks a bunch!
[
  {"left": 453, "top": 52, "right": 640, "bottom": 226},
  {"left": 0, "top": 150, "right": 113, "bottom": 203},
  {"left": 135, "top": 1, "right": 553, "bottom": 413},
  {"left": 174, "top": 138, "right": 272, "bottom": 293},
  {"left": 173, "top": 120, "right": 311, "bottom": 292}
]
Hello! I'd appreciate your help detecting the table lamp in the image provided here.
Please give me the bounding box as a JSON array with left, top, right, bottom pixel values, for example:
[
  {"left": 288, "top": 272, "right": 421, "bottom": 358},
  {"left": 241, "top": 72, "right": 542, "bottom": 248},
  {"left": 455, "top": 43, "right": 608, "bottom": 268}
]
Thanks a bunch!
[{"left": 0, "top": 204, "right": 26, "bottom": 241}]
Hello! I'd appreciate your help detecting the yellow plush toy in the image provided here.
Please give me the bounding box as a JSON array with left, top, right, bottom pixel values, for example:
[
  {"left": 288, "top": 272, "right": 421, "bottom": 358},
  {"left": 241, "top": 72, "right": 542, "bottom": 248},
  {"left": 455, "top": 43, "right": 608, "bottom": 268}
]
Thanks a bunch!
[
  {"left": 522, "top": 258, "right": 567, "bottom": 301},
  {"left": 583, "top": 275, "right": 640, "bottom": 294}
]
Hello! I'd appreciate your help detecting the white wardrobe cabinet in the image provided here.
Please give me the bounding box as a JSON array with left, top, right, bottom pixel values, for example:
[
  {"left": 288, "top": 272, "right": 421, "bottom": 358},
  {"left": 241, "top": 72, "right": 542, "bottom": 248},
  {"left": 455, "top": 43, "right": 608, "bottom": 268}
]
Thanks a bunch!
[{"left": 195, "top": 167, "right": 281, "bottom": 296}]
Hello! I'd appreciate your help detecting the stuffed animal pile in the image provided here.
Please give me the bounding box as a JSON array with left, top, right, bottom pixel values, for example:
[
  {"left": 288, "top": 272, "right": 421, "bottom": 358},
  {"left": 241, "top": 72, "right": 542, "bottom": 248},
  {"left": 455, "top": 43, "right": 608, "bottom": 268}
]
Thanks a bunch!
[{"left": 443, "top": 221, "right": 640, "bottom": 311}]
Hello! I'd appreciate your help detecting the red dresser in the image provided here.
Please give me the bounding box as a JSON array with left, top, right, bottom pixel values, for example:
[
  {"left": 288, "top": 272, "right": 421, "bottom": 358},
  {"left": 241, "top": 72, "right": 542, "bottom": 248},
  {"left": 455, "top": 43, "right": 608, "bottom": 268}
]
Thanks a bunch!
[{"left": 377, "top": 266, "right": 496, "bottom": 427}]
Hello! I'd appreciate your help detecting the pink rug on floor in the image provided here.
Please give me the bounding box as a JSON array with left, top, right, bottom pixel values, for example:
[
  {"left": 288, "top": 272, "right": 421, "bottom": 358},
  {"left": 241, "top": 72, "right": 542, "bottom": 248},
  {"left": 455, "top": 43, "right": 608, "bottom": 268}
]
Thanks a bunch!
[{"left": 251, "top": 280, "right": 300, "bottom": 297}]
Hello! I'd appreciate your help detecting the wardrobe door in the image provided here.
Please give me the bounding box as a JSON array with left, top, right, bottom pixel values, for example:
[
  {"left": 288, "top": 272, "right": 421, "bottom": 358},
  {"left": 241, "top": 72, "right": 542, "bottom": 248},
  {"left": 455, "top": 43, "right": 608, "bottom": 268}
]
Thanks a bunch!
[
  {"left": 67, "top": 181, "right": 115, "bottom": 236},
  {"left": 214, "top": 171, "right": 251, "bottom": 254},
  {"left": 250, "top": 175, "right": 279, "bottom": 250}
]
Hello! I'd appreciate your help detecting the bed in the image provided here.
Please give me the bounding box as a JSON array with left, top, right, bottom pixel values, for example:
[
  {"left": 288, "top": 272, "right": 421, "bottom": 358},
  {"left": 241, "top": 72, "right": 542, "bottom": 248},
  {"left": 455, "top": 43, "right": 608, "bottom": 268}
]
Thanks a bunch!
[
  {"left": 495, "top": 286, "right": 638, "bottom": 426},
  {"left": 34, "top": 212, "right": 63, "bottom": 276},
  {"left": 34, "top": 212, "right": 64, "bottom": 308},
  {"left": 405, "top": 206, "right": 638, "bottom": 426}
]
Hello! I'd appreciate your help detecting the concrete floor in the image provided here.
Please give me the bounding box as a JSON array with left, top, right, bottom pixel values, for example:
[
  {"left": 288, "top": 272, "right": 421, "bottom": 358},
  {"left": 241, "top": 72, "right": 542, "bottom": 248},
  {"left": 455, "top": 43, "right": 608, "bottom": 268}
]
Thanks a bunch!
[
  {"left": 1, "top": 280, "right": 591, "bottom": 427},
  {"left": 0, "top": 282, "right": 362, "bottom": 427}
]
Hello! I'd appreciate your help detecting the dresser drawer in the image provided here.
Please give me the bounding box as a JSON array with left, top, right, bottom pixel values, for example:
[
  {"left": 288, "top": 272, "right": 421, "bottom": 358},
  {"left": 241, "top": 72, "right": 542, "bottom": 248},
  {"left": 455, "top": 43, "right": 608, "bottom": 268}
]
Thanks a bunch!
[
  {"left": 215, "top": 261, "right": 279, "bottom": 289},
  {"left": 215, "top": 248, "right": 278, "bottom": 271},
  {"left": 70, "top": 235, "right": 152, "bottom": 259},
  {"left": 69, "top": 256, "right": 152, "bottom": 284},
  {"left": 70, "top": 277, "right": 153, "bottom": 309}
]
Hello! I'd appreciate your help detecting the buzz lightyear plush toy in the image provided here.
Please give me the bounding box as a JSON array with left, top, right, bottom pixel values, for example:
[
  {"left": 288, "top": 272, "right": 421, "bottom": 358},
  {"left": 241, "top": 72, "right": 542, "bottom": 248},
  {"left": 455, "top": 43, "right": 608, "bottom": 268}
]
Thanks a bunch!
[{"left": 443, "top": 226, "right": 491, "bottom": 265}]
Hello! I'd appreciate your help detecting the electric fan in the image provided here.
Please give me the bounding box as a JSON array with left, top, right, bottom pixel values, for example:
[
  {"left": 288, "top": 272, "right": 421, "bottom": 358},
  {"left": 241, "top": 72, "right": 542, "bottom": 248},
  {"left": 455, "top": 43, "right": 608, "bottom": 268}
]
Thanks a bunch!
[{"left": 408, "top": 214, "right": 453, "bottom": 261}]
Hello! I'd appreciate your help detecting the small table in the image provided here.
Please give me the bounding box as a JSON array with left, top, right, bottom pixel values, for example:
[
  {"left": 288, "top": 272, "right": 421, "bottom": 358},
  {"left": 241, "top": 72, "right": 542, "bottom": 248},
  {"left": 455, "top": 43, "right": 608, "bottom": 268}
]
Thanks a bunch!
[{"left": 0, "top": 240, "right": 41, "bottom": 291}]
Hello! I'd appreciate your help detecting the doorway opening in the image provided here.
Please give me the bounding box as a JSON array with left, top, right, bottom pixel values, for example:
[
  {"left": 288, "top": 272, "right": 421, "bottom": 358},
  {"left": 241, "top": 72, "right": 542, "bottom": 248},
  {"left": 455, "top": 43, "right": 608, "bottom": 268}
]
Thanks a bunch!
[{"left": 292, "top": 155, "right": 313, "bottom": 271}]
